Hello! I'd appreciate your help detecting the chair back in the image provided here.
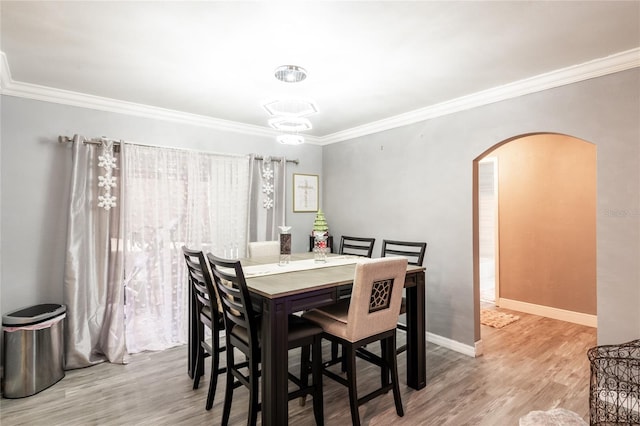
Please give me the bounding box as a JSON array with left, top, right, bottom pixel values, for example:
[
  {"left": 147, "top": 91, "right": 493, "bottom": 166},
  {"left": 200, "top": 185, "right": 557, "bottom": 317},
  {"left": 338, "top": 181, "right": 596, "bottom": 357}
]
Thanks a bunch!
[
  {"left": 339, "top": 236, "right": 376, "bottom": 258},
  {"left": 247, "top": 241, "right": 280, "bottom": 258},
  {"left": 206, "top": 254, "right": 259, "bottom": 351},
  {"left": 381, "top": 240, "right": 427, "bottom": 266},
  {"left": 345, "top": 257, "right": 407, "bottom": 341},
  {"left": 182, "top": 246, "right": 221, "bottom": 327}
]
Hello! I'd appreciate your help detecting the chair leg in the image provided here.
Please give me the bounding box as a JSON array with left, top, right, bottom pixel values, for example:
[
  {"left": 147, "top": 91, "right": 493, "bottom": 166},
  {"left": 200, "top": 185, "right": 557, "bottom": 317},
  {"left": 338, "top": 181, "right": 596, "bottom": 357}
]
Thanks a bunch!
[
  {"left": 193, "top": 321, "right": 206, "bottom": 389},
  {"left": 205, "top": 339, "right": 220, "bottom": 410},
  {"left": 221, "top": 347, "right": 235, "bottom": 426},
  {"left": 300, "top": 344, "right": 311, "bottom": 406},
  {"left": 388, "top": 335, "right": 404, "bottom": 417},
  {"left": 331, "top": 341, "right": 339, "bottom": 361},
  {"left": 380, "top": 338, "right": 390, "bottom": 390},
  {"left": 345, "top": 345, "right": 361, "bottom": 426},
  {"left": 193, "top": 345, "right": 203, "bottom": 390},
  {"left": 312, "top": 336, "right": 324, "bottom": 425}
]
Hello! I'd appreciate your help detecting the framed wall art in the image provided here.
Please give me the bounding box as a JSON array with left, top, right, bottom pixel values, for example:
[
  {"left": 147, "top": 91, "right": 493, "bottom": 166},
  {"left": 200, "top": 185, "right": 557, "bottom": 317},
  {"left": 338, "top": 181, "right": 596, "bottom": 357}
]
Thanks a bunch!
[{"left": 293, "top": 173, "right": 319, "bottom": 212}]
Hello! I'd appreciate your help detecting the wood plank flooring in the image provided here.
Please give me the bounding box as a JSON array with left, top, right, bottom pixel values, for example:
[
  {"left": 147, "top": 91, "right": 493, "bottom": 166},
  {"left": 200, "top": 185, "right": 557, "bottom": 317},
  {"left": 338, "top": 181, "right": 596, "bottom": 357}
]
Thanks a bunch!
[{"left": 0, "top": 308, "right": 596, "bottom": 425}]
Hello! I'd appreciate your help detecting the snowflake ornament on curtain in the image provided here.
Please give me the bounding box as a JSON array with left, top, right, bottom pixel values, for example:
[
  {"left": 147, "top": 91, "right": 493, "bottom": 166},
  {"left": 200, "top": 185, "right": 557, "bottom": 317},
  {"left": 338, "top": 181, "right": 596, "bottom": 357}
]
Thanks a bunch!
[
  {"left": 97, "top": 140, "right": 117, "bottom": 210},
  {"left": 262, "top": 157, "right": 274, "bottom": 210}
]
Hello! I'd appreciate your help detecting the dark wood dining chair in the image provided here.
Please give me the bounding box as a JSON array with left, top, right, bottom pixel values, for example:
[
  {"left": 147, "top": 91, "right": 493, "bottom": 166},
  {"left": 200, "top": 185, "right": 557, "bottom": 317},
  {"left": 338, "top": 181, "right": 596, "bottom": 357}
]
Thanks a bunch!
[
  {"left": 182, "top": 246, "right": 226, "bottom": 410},
  {"left": 206, "top": 253, "right": 324, "bottom": 426},
  {"left": 339, "top": 236, "right": 376, "bottom": 258},
  {"left": 303, "top": 257, "right": 408, "bottom": 426},
  {"left": 381, "top": 239, "right": 427, "bottom": 354}
]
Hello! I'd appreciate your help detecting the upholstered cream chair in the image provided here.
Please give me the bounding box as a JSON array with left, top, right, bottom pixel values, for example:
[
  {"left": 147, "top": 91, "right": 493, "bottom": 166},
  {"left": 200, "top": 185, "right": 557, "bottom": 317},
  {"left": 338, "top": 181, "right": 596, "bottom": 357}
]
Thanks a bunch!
[
  {"left": 247, "top": 240, "right": 280, "bottom": 258},
  {"left": 303, "top": 257, "right": 408, "bottom": 426}
]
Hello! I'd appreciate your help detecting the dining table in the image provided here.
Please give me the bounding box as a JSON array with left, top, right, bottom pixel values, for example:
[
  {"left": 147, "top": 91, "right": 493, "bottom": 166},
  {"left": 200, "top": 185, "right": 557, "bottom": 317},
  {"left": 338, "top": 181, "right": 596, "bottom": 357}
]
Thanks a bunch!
[{"left": 188, "top": 252, "right": 426, "bottom": 426}]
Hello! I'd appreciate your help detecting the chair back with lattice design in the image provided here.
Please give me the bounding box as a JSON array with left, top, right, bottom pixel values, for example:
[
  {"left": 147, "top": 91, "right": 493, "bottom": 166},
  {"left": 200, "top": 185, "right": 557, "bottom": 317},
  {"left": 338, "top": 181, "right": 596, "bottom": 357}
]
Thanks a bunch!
[{"left": 344, "top": 257, "right": 407, "bottom": 342}]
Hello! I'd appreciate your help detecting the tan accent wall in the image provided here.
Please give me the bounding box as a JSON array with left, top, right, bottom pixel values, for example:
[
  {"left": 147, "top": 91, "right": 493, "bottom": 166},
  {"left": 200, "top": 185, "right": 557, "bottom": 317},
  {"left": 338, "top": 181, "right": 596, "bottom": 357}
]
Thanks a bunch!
[{"left": 495, "top": 134, "right": 596, "bottom": 314}]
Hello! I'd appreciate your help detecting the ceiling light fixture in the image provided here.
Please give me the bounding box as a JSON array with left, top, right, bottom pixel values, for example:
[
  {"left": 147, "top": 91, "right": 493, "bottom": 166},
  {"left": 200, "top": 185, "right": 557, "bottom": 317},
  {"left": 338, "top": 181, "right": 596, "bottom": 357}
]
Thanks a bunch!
[
  {"left": 274, "top": 65, "right": 307, "bottom": 83},
  {"left": 263, "top": 98, "right": 318, "bottom": 117},
  {"left": 268, "top": 117, "right": 312, "bottom": 132},
  {"left": 277, "top": 134, "right": 305, "bottom": 145}
]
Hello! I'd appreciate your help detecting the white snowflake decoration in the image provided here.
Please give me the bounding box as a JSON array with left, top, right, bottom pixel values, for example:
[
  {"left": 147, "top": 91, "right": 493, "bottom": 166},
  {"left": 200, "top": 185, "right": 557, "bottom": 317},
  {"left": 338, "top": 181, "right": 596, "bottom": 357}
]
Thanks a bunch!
[
  {"left": 98, "top": 175, "right": 117, "bottom": 188},
  {"left": 262, "top": 168, "right": 274, "bottom": 180},
  {"left": 98, "top": 194, "right": 117, "bottom": 210},
  {"left": 261, "top": 158, "right": 274, "bottom": 210},
  {"left": 97, "top": 140, "right": 117, "bottom": 211},
  {"left": 262, "top": 182, "right": 274, "bottom": 195},
  {"left": 98, "top": 153, "right": 117, "bottom": 169}
]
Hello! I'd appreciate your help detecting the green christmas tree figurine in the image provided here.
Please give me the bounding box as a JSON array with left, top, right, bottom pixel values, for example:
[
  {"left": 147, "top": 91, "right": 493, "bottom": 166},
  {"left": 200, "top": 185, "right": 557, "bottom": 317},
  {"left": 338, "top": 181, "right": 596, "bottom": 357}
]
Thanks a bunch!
[{"left": 312, "top": 209, "right": 329, "bottom": 236}]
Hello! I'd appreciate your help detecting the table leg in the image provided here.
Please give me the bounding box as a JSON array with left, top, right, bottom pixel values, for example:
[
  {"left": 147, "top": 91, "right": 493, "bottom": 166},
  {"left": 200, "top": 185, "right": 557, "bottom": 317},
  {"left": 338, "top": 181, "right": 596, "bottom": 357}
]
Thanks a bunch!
[
  {"left": 405, "top": 271, "right": 426, "bottom": 389},
  {"left": 261, "top": 298, "right": 290, "bottom": 425}
]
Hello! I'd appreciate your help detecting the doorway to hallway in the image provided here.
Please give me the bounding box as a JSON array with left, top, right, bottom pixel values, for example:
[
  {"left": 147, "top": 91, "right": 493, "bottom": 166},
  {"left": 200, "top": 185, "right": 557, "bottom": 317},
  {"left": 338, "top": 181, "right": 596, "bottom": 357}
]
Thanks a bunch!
[{"left": 478, "top": 157, "right": 497, "bottom": 304}]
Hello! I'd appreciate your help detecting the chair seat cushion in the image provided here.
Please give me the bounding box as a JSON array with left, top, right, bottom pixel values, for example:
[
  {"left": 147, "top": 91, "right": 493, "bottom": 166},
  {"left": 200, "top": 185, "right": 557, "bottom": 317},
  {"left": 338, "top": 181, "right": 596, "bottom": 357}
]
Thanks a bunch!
[
  {"left": 309, "top": 299, "right": 350, "bottom": 323},
  {"left": 302, "top": 300, "right": 351, "bottom": 341}
]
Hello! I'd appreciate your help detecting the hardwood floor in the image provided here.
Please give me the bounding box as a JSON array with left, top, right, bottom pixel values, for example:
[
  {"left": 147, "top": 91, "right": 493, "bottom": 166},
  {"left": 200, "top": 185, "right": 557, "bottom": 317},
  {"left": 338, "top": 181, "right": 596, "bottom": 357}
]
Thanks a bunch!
[{"left": 0, "top": 308, "right": 596, "bottom": 425}]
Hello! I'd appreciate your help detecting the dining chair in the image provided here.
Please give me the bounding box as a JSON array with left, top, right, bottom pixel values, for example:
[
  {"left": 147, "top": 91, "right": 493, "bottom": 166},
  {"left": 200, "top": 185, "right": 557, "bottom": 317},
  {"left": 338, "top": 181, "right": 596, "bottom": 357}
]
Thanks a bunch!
[
  {"left": 381, "top": 239, "right": 427, "bottom": 354},
  {"left": 338, "top": 236, "right": 376, "bottom": 258},
  {"left": 303, "top": 257, "right": 408, "bottom": 426},
  {"left": 247, "top": 240, "right": 280, "bottom": 258},
  {"left": 330, "top": 235, "right": 377, "bottom": 365},
  {"left": 206, "top": 253, "right": 324, "bottom": 426},
  {"left": 182, "top": 246, "right": 226, "bottom": 410}
]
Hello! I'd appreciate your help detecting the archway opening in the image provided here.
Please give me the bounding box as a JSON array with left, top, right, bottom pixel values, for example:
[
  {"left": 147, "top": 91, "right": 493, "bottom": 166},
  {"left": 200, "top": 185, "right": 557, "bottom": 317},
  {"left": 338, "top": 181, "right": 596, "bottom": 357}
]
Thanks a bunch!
[{"left": 473, "top": 133, "right": 597, "bottom": 351}]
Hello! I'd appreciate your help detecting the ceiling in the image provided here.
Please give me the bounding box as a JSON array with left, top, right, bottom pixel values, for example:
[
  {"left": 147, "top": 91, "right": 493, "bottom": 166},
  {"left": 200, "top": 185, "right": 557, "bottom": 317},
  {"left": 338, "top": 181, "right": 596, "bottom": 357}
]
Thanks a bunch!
[{"left": 1, "top": 1, "right": 639, "bottom": 143}]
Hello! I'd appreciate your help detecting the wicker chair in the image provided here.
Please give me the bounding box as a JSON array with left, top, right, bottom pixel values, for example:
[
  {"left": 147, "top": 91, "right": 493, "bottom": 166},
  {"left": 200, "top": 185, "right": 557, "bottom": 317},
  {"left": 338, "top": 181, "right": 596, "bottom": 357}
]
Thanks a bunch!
[{"left": 587, "top": 339, "right": 640, "bottom": 425}]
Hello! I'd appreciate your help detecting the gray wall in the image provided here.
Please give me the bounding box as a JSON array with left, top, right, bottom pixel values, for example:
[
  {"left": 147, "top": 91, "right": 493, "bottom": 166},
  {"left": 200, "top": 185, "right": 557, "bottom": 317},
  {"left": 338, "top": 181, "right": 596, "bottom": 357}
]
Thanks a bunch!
[
  {"left": 1, "top": 69, "right": 638, "bottom": 356},
  {"left": 323, "top": 68, "right": 640, "bottom": 348},
  {"left": 0, "top": 96, "right": 323, "bottom": 316}
]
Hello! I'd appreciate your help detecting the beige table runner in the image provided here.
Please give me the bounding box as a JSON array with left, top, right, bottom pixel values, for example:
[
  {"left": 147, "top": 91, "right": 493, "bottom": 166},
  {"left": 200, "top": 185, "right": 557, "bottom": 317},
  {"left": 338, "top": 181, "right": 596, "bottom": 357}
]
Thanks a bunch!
[{"left": 242, "top": 255, "right": 360, "bottom": 277}]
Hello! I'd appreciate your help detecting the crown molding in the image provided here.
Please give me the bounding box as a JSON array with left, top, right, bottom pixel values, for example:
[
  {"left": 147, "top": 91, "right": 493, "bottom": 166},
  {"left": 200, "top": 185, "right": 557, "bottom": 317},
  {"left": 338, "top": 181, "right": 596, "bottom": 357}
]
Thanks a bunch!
[
  {"left": 2, "top": 49, "right": 638, "bottom": 146},
  {"left": 319, "top": 48, "right": 640, "bottom": 145},
  {"left": 0, "top": 51, "right": 323, "bottom": 144}
]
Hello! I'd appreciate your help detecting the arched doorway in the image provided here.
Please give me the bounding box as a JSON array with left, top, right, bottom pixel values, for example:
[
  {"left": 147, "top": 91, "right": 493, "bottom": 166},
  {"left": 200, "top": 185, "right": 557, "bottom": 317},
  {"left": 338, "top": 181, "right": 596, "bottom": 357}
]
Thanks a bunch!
[{"left": 473, "top": 133, "right": 597, "bottom": 349}]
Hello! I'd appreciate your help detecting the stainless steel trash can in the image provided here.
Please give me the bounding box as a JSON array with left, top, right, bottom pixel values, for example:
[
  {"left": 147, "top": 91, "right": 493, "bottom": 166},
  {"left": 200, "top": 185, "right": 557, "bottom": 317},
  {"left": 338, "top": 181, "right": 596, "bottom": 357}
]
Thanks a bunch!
[{"left": 2, "top": 303, "right": 66, "bottom": 398}]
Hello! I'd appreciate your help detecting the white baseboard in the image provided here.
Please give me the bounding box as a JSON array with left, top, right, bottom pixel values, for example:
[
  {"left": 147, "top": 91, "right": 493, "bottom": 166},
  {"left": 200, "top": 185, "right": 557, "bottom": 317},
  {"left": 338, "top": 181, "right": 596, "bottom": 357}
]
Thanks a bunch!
[
  {"left": 426, "top": 332, "right": 477, "bottom": 357},
  {"left": 497, "top": 298, "right": 597, "bottom": 328}
]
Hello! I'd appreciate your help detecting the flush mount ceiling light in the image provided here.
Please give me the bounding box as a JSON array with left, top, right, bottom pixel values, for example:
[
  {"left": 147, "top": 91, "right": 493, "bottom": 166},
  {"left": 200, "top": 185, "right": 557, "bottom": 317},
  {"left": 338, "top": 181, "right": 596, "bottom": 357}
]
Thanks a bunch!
[
  {"left": 274, "top": 65, "right": 307, "bottom": 83},
  {"left": 262, "top": 98, "right": 318, "bottom": 117},
  {"left": 277, "top": 134, "right": 305, "bottom": 145},
  {"left": 268, "top": 117, "right": 312, "bottom": 132}
]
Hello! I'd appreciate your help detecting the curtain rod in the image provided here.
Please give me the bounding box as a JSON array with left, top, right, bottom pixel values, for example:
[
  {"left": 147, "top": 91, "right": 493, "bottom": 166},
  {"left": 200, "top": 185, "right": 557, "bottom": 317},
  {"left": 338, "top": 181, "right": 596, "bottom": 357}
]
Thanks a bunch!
[{"left": 58, "top": 135, "right": 299, "bottom": 165}]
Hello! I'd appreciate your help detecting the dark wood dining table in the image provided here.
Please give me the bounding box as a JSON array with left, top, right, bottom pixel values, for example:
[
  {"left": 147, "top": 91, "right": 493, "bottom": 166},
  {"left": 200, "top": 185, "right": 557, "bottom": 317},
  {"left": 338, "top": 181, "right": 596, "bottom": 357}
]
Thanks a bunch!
[{"left": 188, "top": 252, "right": 426, "bottom": 425}]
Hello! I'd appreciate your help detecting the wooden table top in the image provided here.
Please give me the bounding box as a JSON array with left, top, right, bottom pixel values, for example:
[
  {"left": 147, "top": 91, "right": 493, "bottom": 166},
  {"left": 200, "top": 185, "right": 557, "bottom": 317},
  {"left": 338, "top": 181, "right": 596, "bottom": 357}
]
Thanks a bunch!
[{"left": 242, "top": 252, "right": 424, "bottom": 299}]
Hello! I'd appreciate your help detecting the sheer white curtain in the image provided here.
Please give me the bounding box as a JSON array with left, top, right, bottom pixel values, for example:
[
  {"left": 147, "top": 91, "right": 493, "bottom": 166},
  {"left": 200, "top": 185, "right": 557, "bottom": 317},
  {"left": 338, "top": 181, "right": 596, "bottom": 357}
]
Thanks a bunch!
[
  {"left": 63, "top": 135, "right": 127, "bottom": 369},
  {"left": 247, "top": 155, "right": 287, "bottom": 245},
  {"left": 121, "top": 144, "right": 249, "bottom": 353}
]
